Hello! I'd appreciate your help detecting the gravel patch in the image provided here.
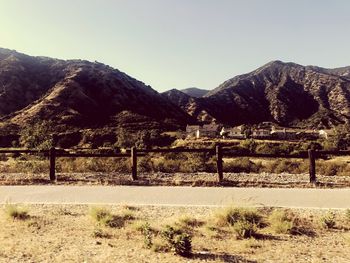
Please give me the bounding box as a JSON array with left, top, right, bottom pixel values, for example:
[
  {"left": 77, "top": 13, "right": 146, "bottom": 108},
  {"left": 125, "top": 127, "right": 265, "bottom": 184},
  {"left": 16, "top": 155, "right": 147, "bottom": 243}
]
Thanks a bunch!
[{"left": 0, "top": 172, "right": 349, "bottom": 188}]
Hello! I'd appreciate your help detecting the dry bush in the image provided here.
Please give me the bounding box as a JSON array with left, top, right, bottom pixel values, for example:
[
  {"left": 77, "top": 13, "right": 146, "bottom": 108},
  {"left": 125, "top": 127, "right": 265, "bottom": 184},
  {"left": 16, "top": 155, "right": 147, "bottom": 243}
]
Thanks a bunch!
[
  {"left": 92, "top": 228, "right": 111, "bottom": 239},
  {"left": 57, "top": 157, "right": 131, "bottom": 173},
  {"left": 262, "top": 159, "right": 308, "bottom": 174},
  {"left": 161, "top": 225, "right": 192, "bottom": 257},
  {"left": 268, "top": 210, "right": 293, "bottom": 234},
  {"left": 223, "top": 158, "right": 263, "bottom": 173},
  {"left": 4, "top": 204, "right": 30, "bottom": 220},
  {"left": 233, "top": 220, "right": 258, "bottom": 239},
  {"left": 317, "top": 160, "right": 350, "bottom": 177},
  {"left": 89, "top": 206, "right": 134, "bottom": 228},
  {"left": 214, "top": 207, "right": 264, "bottom": 228},
  {"left": 320, "top": 211, "right": 336, "bottom": 229},
  {"left": 269, "top": 210, "right": 315, "bottom": 236}
]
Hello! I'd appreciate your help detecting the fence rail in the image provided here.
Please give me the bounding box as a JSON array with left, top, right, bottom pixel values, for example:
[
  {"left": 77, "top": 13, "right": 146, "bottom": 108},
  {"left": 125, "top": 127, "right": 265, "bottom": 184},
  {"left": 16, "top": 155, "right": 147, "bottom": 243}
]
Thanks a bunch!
[{"left": 0, "top": 146, "right": 348, "bottom": 183}]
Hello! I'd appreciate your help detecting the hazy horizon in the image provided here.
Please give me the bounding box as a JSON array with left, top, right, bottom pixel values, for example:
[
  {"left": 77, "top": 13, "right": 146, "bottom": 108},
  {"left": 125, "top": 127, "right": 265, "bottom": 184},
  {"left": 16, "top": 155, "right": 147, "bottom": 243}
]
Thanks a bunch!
[{"left": 1, "top": 0, "right": 350, "bottom": 92}]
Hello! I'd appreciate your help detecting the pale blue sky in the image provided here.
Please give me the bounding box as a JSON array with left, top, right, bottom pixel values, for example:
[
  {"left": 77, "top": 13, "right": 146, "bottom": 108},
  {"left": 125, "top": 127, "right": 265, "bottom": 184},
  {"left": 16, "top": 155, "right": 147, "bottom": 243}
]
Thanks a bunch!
[{"left": 1, "top": 0, "right": 349, "bottom": 91}]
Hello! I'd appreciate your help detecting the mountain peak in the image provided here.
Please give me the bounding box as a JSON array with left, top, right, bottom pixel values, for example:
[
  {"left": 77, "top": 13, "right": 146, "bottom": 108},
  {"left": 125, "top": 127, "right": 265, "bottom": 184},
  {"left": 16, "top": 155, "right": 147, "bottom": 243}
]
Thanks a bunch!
[{"left": 0, "top": 49, "right": 191, "bottom": 133}]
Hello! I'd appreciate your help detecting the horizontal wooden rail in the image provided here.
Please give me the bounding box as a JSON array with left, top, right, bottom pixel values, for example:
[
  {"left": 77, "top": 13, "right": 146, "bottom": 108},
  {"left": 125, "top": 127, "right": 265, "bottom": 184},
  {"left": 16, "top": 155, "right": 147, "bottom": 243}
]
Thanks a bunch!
[
  {"left": 138, "top": 148, "right": 215, "bottom": 153},
  {"left": 1, "top": 146, "right": 349, "bottom": 184},
  {"left": 317, "top": 150, "right": 350, "bottom": 156},
  {"left": 57, "top": 153, "right": 132, "bottom": 158},
  {"left": 0, "top": 149, "right": 46, "bottom": 154},
  {"left": 223, "top": 152, "right": 309, "bottom": 159}
]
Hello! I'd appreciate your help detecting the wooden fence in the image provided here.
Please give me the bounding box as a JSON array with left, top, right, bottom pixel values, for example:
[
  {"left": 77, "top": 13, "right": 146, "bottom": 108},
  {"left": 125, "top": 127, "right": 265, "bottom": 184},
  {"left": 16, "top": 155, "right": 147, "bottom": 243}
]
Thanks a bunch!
[{"left": 0, "top": 147, "right": 349, "bottom": 183}]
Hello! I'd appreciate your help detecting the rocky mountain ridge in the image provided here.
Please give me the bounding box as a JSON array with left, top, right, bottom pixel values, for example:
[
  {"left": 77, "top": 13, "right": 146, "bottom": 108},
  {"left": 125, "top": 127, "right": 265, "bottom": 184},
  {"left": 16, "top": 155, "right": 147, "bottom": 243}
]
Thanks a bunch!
[
  {"left": 0, "top": 48, "right": 192, "bottom": 135},
  {"left": 165, "top": 61, "right": 350, "bottom": 128}
]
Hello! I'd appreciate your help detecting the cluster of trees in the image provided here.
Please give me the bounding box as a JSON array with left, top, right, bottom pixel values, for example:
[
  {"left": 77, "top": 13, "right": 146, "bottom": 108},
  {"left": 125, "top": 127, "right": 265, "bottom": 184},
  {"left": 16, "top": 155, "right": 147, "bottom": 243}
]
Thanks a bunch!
[{"left": 17, "top": 120, "right": 175, "bottom": 150}]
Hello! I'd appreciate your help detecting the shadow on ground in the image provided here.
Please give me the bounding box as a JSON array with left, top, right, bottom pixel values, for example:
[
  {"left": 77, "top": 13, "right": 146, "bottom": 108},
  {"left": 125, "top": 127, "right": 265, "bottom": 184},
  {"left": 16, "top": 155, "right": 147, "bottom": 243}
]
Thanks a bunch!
[{"left": 193, "top": 251, "right": 257, "bottom": 262}]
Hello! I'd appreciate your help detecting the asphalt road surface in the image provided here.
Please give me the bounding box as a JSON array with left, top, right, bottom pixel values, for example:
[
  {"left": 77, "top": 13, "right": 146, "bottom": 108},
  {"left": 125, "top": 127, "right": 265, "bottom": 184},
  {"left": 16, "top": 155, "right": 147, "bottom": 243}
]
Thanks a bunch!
[{"left": 0, "top": 186, "right": 349, "bottom": 209}]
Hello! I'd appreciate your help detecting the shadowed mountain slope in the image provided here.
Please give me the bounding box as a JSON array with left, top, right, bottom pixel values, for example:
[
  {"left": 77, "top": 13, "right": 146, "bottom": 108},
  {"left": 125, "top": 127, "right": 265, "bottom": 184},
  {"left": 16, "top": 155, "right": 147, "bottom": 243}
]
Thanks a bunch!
[
  {"left": 0, "top": 48, "right": 191, "bottom": 133},
  {"left": 164, "top": 61, "right": 350, "bottom": 128}
]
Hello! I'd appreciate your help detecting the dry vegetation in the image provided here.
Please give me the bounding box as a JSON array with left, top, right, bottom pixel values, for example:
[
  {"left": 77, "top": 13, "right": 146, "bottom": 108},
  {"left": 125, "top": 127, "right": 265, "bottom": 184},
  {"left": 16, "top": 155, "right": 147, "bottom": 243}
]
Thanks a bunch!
[
  {"left": 0, "top": 204, "right": 349, "bottom": 262},
  {"left": 0, "top": 153, "right": 350, "bottom": 187}
]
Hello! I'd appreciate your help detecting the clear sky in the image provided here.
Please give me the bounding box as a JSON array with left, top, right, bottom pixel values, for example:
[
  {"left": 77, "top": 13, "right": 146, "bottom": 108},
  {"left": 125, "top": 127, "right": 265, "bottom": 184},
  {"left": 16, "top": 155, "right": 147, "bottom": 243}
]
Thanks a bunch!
[{"left": 1, "top": 0, "right": 349, "bottom": 92}]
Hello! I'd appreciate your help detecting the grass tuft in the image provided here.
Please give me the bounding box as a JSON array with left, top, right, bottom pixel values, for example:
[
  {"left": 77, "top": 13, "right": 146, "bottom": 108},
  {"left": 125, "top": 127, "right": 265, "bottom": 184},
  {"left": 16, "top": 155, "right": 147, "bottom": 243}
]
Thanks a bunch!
[
  {"left": 5, "top": 204, "right": 29, "bottom": 220},
  {"left": 320, "top": 211, "right": 336, "bottom": 229},
  {"left": 268, "top": 210, "right": 293, "bottom": 234},
  {"left": 215, "top": 207, "right": 264, "bottom": 227},
  {"left": 89, "top": 206, "right": 134, "bottom": 228}
]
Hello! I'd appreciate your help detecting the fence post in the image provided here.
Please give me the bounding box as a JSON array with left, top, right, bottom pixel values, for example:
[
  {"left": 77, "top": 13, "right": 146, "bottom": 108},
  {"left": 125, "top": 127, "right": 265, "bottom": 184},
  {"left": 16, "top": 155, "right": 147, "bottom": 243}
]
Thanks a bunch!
[
  {"left": 308, "top": 149, "right": 316, "bottom": 183},
  {"left": 216, "top": 144, "right": 223, "bottom": 182},
  {"left": 131, "top": 147, "right": 138, "bottom": 180},
  {"left": 49, "top": 147, "right": 56, "bottom": 181}
]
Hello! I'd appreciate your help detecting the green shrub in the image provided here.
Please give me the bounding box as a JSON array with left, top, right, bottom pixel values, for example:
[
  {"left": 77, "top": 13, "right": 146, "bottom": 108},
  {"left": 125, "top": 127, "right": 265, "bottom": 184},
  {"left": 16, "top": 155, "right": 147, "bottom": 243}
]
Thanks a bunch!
[
  {"left": 161, "top": 225, "right": 192, "bottom": 257},
  {"left": 173, "top": 233, "right": 192, "bottom": 257},
  {"left": 19, "top": 120, "right": 54, "bottom": 150},
  {"left": 140, "top": 222, "right": 153, "bottom": 249}
]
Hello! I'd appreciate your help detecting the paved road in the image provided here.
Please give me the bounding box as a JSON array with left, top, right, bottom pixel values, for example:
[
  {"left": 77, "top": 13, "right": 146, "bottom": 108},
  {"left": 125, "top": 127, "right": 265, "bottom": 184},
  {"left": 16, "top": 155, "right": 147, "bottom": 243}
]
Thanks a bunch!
[{"left": 0, "top": 186, "right": 349, "bottom": 209}]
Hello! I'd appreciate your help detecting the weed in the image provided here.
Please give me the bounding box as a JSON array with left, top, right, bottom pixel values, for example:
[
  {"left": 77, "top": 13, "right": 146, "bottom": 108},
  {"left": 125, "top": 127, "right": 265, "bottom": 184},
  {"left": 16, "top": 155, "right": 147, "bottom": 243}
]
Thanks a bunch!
[
  {"left": 161, "top": 225, "right": 192, "bottom": 257},
  {"left": 345, "top": 209, "right": 350, "bottom": 222},
  {"left": 177, "top": 215, "right": 203, "bottom": 228},
  {"left": 233, "top": 220, "right": 258, "bottom": 239},
  {"left": 89, "top": 206, "right": 134, "bottom": 228},
  {"left": 244, "top": 239, "right": 262, "bottom": 249},
  {"left": 89, "top": 207, "right": 113, "bottom": 226},
  {"left": 268, "top": 210, "right": 293, "bottom": 234},
  {"left": 140, "top": 222, "right": 153, "bottom": 249},
  {"left": 173, "top": 233, "right": 192, "bottom": 257},
  {"left": 5, "top": 204, "right": 29, "bottom": 220},
  {"left": 92, "top": 228, "right": 111, "bottom": 239},
  {"left": 320, "top": 211, "right": 336, "bottom": 229},
  {"left": 215, "top": 207, "right": 264, "bottom": 227}
]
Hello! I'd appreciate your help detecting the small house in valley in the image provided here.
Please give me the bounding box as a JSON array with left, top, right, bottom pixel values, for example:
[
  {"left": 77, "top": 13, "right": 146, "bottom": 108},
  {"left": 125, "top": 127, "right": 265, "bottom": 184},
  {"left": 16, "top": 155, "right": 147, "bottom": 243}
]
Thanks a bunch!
[
  {"left": 186, "top": 124, "right": 220, "bottom": 138},
  {"left": 186, "top": 125, "right": 201, "bottom": 138},
  {"left": 220, "top": 126, "right": 245, "bottom": 139},
  {"left": 252, "top": 128, "right": 270, "bottom": 138}
]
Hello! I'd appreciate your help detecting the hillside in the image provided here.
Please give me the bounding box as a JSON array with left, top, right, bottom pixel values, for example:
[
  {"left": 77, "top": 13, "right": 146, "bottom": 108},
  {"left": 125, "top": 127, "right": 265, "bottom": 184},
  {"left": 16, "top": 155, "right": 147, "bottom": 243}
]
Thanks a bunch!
[
  {"left": 1, "top": 47, "right": 350, "bottom": 141},
  {"left": 161, "top": 89, "right": 216, "bottom": 123},
  {"left": 202, "top": 61, "right": 350, "bottom": 128},
  {"left": 180, "top": 87, "right": 209, "bottom": 97},
  {"left": 162, "top": 61, "right": 348, "bottom": 128},
  {"left": 0, "top": 48, "right": 191, "bottom": 134}
]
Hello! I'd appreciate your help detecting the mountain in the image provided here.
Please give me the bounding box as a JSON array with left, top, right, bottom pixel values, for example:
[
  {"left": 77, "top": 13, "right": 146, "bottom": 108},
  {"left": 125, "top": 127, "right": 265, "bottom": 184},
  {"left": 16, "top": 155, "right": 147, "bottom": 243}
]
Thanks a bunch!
[
  {"left": 202, "top": 60, "right": 350, "bottom": 128},
  {"left": 161, "top": 89, "right": 215, "bottom": 123},
  {"left": 1, "top": 47, "right": 350, "bottom": 142},
  {"left": 163, "top": 61, "right": 350, "bottom": 128},
  {"left": 0, "top": 48, "right": 191, "bottom": 134},
  {"left": 306, "top": 65, "right": 350, "bottom": 80},
  {"left": 180, "top": 87, "right": 209, "bottom": 98}
]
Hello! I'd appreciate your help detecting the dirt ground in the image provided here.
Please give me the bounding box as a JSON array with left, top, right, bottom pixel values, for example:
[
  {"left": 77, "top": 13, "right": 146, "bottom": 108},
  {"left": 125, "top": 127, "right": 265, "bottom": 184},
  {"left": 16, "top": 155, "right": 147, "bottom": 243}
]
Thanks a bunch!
[
  {"left": 0, "top": 205, "right": 349, "bottom": 263},
  {"left": 0, "top": 171, "right": 350, "bottom": 188}
]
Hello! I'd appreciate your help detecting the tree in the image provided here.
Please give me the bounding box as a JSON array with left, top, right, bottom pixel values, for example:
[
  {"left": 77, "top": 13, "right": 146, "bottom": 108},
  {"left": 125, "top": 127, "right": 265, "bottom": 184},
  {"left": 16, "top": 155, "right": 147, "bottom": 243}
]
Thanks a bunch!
[{"left": 19, "top": 120, "right": 54, "bottom": 150}]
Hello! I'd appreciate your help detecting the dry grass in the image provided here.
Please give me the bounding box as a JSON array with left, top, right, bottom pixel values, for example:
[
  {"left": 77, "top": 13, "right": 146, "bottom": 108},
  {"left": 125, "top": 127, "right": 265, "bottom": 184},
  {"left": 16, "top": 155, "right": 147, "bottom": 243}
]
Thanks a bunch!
[
  {"left": 1, "top": 154, "right": 350, "bottom": 188},
  {"left": 4, "top": 204, "right": 29, "bottom": 220},
  {"left": 2, "top": 204, "right": 348, "bottom": 262}
]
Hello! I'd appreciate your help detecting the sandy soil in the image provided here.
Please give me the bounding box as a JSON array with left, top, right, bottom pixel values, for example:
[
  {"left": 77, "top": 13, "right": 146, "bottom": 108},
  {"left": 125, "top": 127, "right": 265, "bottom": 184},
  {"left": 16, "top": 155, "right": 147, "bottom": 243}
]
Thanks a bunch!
[
  {"left": 0, "top": 205, "right": 349, "bottom": 263},
  {"left": 0, "top": 172, "right": 349, "bottom": 188}
]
